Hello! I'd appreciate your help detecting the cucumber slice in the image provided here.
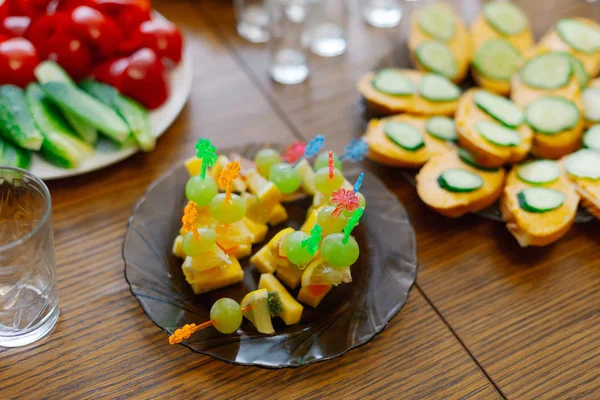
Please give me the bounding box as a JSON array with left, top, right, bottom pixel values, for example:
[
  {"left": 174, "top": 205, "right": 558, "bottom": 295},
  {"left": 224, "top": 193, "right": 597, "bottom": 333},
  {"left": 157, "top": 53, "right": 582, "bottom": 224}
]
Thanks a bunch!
[
  {"left": 458, "top": 147, "right": 500, "bottom": 171},
  {"left": 0, "top": 85, "right": 43, "bottom": 150},
  {"left": 519, "top": 53, "right": 572, "bottom": 90},
  {"left": 35, "top": 61, "right": 98, "bottom": 145},
  {"left": 41, "top": 82, "right": 130, "bottom": 143},
  {"left": 525, "top": 97, "right": 580, "bottom": 135},
  {"left": 0, "top": 136, "right": 31, "bottom": 169},
  {"left": 473, "top": 39, "right": 520, "bottom": 82},
  {"left": 415, "top": 41, "right": 457, "bottom": 80},
  {"left": 518, "top": 187, "right": 566, "bottom": 213},
  {"left": 371, "top": 69, "right": 415, "bottom": 96},
  {"left": 418, "top": 74, "right": 461, "bottom": 102},
  {"left": 561, "top": 53, "right": 590, "bottom": 88},
  {"left": 583, "top": 125, "right": 600, "bottom": 150},
  {"left": 418, "top": 5, "right": 455, "bottom": 42},
  {"left": 425, "top": 116, "right": 457, "bottom": 141},
  {"left": 437, "top": 168, "right": 484, "bottom": 192},
  {"left": 474, "top": 90, "right": 524, "bottom": 128},
  {"left": 517, "top": 160, "right": 561, "bottom": 184},
  {"left": 384, "top": 121, "right": 425, "bottom": 151},
  {"left": 556, "top": 19, "right": 600, "bottom": 55},
  {"left": 80, "top": 80, "right": 155, "bottom": 151},
  {"left": 564, "top": 149, "right": 600, "bottom": 180},
  {"left": 483, "top": 1, "right": 527, "bottom": 35},
  {"left": 476, "top": 121, "right": 521, "bottom": 147},
  {"left": 582, "top": 87, "right": 600, "bottom": 123},
  {"left": 26, "top": 84, "right": 94, "bottom": 169}
]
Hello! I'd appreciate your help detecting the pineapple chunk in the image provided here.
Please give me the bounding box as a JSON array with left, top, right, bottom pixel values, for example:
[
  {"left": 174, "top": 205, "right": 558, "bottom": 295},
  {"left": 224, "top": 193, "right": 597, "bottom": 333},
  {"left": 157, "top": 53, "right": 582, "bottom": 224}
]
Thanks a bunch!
[
  {"left": 183, "top": 255, "right": 243, "bottom": 294},
  {"left": 209, "top": 155, "right": 229, "bottom": 180},
  {"left": 247, "top": 170, "right": 282, "bottom": 204},
  {"left": 228, "top": 244, "right": 252, "bottom": 259},
  {"left": 215, "top": 221, "right": 253, "bottom": 252},
  {"left": 242, "top": 217, "right": 268, "bottom": 244},
  {"left": 294, "top": 158, "right": 316, "bottom": 195},
  {"left": 267, "top": 227, "right": 294, "bottom": 253},
  {"left": 300, "top": 208, "right": 320, "bottom": 234},
  {"left": 268, "top": 203, "right": 288, "bottom": 225},
  {"left": 250, "top": 245, "right": 279, "bottom": 274},
  {"left": 259, "top": 274, "right": 303, "bottom": 325},
  {"left": 297, "top": 285, "right": 332, "bottom": 308},
  {"left": 241, "top": 289, "right": 274, "bottom": 334},
  {"left": 186, "top": 245, "right": 231, "bottom": 272},
  {"left": 243, "top": 192, "right": 279, "bottom": 225},
  {"left": 172, "top": 235, "right": 185, "bottom": 258},
  {"left": 185, "top": 157, "right": 202, "bottom": 177},
  {"left": 276, "top": 265, "right": 303, "bottom": 290}
]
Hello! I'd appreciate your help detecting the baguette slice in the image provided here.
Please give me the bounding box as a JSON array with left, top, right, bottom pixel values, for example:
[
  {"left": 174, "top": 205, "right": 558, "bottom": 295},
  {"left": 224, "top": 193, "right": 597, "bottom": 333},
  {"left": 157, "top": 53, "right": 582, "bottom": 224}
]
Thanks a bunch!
[
  {"left": 560, "top": 151, "right": 600, "bottom": 221},
  {"left": 500, "top": 165, "right": 579, "bottom": 247}
]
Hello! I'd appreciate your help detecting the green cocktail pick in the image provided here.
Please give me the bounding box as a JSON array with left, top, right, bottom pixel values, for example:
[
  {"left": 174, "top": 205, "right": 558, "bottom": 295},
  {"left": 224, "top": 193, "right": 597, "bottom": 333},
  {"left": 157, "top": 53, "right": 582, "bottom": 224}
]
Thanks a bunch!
[
  {"left": 301, "top": 224, "right": 322, "bottom": 255},
  {"left": 343, "top": 207, "right": 364, "bottom": 244},
  {"left": 195, "top": 138, "right": 218, "bottom": 179}
]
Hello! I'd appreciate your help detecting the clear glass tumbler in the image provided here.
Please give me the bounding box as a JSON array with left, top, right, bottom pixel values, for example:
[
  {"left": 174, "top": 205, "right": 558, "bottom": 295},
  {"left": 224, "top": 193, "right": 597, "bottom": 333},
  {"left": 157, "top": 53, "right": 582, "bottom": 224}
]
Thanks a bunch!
[
  {"left": 0, "top": 167, "right": 59, "bottom": 347},
  {"left": 307, "top": 0, "right": 348, "bottom": 57},
  {"left": 360, "top": 0, "right": 402, "bottom": 28},
  {"left": 235, "top": 0, "right": 271, "bottom": 43},
  {"left": 267, "top": 0, "right": 320, "bottom": 84}
]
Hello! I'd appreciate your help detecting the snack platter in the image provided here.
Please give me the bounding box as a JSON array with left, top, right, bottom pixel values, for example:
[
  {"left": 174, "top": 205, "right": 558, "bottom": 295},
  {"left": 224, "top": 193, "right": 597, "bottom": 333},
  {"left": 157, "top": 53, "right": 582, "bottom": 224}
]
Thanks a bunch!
[
  {"left": 124, "top": 141, "right": 417, "bottom": 368},
  {"left": 358, "top": 1, "right": 600, "bottom": 247}
]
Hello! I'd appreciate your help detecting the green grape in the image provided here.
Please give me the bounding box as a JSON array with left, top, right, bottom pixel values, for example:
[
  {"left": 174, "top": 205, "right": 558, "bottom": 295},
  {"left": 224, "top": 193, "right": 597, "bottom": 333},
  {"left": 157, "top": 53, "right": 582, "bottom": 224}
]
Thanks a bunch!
[
  {"left": 209, "top": 193, "right": 246, "bottom": 223},
  {"left": 342, "top": 192, "right": 366, "bottom": 218},
  {"left": 314, "top": 151, "right": 342, "bottom": 171},
  {"left": 321, "top": 233, "right": 359, "bottom": 267},
  {"left": 210, "top": 298, "right": 243, "bottom": 334},
  {"left": 317, "top": 206, "right": 348, "bottom": 236},
  {"left": 269, "top": 163, "right": 301, "bottom": 194},
  {"left": 283, "top": 231, "right": 314, "bottom": 267},
  {"left": 255, "top": 148, "right": 282, "bottom": 178},
  {"left": 182, "top": 228, "right": 216, "bottom": 257},
  {"left": 185, "top": 175, "right": 218, "bottom": 206},
  {"left": 315, "top": 167, "right": 344, "bottom": 195}
]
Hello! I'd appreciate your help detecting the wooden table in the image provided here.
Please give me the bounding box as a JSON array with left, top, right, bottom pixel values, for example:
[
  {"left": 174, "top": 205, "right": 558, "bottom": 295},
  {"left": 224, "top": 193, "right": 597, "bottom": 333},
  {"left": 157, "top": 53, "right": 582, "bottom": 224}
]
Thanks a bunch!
[{"left": 2, "top": 0, "right": 600, "bottom": 398}]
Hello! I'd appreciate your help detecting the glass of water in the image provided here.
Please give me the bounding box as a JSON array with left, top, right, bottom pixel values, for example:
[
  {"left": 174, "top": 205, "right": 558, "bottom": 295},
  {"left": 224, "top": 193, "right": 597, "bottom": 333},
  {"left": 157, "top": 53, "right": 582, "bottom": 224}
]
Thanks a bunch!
[
  {"left": 235, "top": 0, "right": 270, "bottom": 43},
  {"left": 307, "top": 0, "right": 348, "bottom": 57},
  {"left": 360, "top": 0, "right": 402, "bottom": 28},
  {"left": 0, "top": 167, "right": 59, "bottom": 347},
  {"left": 267, "top": 0, "right": 320, "bottom": 84}
]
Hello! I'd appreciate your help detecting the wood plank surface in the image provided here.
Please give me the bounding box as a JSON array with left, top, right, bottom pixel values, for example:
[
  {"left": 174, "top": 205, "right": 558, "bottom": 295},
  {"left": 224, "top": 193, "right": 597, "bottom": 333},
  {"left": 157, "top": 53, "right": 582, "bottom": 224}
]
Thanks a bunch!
[
  {"left": 0, "top": 1, "right": 502, "bottom": 399},
  {"left": 198, "top": 0, "right": 600, "bottom": 398}
]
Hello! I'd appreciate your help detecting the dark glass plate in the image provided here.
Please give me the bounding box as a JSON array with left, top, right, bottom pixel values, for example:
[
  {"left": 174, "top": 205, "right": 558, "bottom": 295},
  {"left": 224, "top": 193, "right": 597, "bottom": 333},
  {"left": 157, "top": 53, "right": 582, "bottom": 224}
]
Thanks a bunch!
[{"left": 124, "top": 143, "right": 418, "bottom": 368}]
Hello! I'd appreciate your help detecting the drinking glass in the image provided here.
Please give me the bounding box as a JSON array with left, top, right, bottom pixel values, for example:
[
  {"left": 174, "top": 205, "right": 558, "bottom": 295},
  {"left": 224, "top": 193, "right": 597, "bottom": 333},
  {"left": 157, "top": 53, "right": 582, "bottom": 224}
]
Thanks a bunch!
[
  {"left": 235, "top": 0, "right": 270, "bottom": 43},
  {"left": 267, "top": 0, "right": 320, "bottom": 84},
  {"left": 0, "top": 167, "right": 59, "bottom": 347},
  {"left": 360, "top": 0, "right": 402, "bottom": 28},
  {"left": 307, "top": 0, "right": 348, "bottom": 57}
]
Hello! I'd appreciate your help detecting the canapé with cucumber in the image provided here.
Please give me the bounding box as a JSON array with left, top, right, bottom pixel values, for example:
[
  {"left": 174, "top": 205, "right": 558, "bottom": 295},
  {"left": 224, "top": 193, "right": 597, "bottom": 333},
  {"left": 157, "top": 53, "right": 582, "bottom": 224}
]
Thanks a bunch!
[
  {"left": 456, "top": 89, "right": 532, "bottom": 168},
  {"left": 408, "top": 2, "right": 471, "bottom": 83},
  {"left": 582, "top": 77, "right": 600, "bottom": 129},
  {"left": 561, "top": 149, "right": 600, "bottom": 220}
]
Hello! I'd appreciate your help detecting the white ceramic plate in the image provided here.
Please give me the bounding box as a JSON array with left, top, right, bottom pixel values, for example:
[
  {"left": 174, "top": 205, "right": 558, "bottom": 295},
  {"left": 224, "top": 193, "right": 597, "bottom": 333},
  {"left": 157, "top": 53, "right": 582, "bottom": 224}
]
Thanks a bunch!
[{"left": 31, "top": 43, "right": 193, "bottom": 180}]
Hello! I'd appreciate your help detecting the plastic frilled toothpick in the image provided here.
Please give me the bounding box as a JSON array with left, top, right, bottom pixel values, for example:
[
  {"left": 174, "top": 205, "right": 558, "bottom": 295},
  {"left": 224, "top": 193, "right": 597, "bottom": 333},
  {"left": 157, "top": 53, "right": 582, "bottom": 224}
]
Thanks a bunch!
[
  {"left": 195, "top": 138, "right": 218, "bottom": 179},
  {"left": 301, "top": 224, "right": 322, "bottom": 255},
  {"left": 353, "top": 173, "right": 365, "bottom": 194},
  {"left": 291, "top": 135, "right": 325, "bottom": 166},
  {"left": 218, "top": 161, "right": 241, "bottom": 201},
  {"left": 343, "top": 207, "right": 364, "bottom": 244},
  {"left": 282, "top": 141, "right": 306, "bottom": 164},
  {"left": 330, "top": 188, "right": 361, "bottom": 217},
  {"left": 340, "top": 139, "right": 368, "bottom": 163},
  {"left": 181, "top": 201, "right": 199, "bottom": 239},
  {"left": 328, "top": 151, "right": 334, "bottom": 179}
]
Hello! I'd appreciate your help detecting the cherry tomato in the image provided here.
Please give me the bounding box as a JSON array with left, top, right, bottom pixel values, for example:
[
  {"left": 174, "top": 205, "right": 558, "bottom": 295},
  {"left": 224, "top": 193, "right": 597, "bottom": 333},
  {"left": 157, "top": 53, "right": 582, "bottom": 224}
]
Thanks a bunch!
[
  {"left": 0, "top": 0, "right": 9, "bottom": 22},
  {"left": 92, "top": 56, "right": 129, "bottom": 87},
  {"left": 27, "top": 13, "right": 69, "bottom": 56},
  {"left": 0, "top": 38, "right": 40, "bottom": 87},
  {"left": 130, "top": 19, "right": 183, "bottom": 64},
  {"left": 0, "top": 16, "right": 31, "bottom": 37},
  {"left": 46, "top": 32, "right": 93, "bottom": 80},
  {"left": 67, "top": 5, "right": 122, "bottom": 58},
  {"left": 8, "top": 0, "right": 47, "bottom": 19},
  {"left": 118, "top": 48, "right": 167, "bottom": 109},
  {"left": 0, "top": 33, "right": 7, "bottom": 43}
]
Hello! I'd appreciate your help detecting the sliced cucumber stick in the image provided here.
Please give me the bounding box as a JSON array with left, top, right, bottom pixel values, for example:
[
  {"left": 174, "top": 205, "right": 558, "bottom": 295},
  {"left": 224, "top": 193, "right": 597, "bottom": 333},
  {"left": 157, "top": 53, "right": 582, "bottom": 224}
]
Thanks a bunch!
[
  {"left": 476, "top": 121, "right": 521, "bottom": 147},
  {"left": 41, "top": 82, "right": 130, "bottom": 144},
  {"left": 26, "top": 84, "right": 93, "bottom": 169},
  {"left": 474, "top": 90, "right": 524, "bottom": 128},
  {"left": 582, "top": 87, "right": 600, "bottom": 123},
  {"left": 518, "top": 187, "right": 566, "bottom": 213},
  {"left": 519, "top": 53, "right": 572, "bottom": 90},
  {"left": 556, "top": 19, "right": 600, "bottom": 55},
  {"left": 0, "top": 85, "right": 43, "bottom": 150},
  {"left": 418, "top": 74, "right": 461, "bottom": 102},
  {"left": 517, "top": 160, "right": 560, "bottom": 184},
  {"left": 0, "top": 136, "right": 31, "bottom": 169},
  {"left": 418, "top": 5, "right": 455, "bottom": 41},
  {"left": 384, "top": 121, "right": 425, "bottom": 151},
  {"left": 525, "top": 97, "right": 580, "bottom": 135},
  {"left": 415, "top": 41, "right": 457, "bottom": 80},
  {"left": 564, "top": 149, "right": 600, "bottom": 180},
  {"left": 583, "top": 125, "right": 600, "bottom": 151},
  {"left": 80, "top": 80, "right": 155, "bottom": 151},
  {"left": 371, "top": 69, "right": 415, "bottom": 96},
  {"left": 483, "top": 1, "right": 527, "bottom": 35},
  {"left": 425, "top": 116, "right": 457, "bottom": 141},
  {"left": 438, "top": 168, "right": 484, "bottom": 192},
  {"left": 473, "top": 39, "right": 520, "bottom": 82}
]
